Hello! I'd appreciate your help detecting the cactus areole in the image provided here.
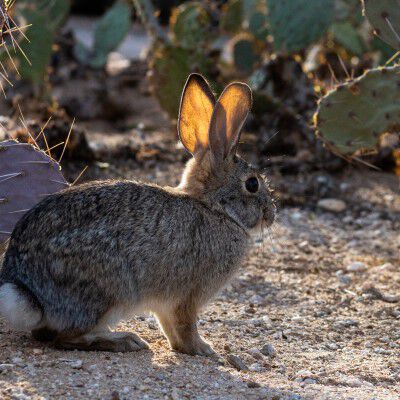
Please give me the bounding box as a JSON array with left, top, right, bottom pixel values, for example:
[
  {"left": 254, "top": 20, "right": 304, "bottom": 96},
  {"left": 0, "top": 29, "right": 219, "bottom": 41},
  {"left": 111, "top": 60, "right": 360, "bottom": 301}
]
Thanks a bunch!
[
  {"left": 314, "top": 66, "right": 400, "bottom": 153},
  {"left": 0, "top": 140, "right": 69, "bottom": 247},
  {"left": 362, "top": 0, "right": 400, "bottom": 49}
]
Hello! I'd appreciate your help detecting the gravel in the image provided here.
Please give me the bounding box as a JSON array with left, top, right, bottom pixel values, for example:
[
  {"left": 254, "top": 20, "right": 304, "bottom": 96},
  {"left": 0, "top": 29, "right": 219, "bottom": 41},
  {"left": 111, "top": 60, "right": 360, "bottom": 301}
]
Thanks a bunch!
[{"left": 0, "top": 168, "right": 399, "bottom": 400}]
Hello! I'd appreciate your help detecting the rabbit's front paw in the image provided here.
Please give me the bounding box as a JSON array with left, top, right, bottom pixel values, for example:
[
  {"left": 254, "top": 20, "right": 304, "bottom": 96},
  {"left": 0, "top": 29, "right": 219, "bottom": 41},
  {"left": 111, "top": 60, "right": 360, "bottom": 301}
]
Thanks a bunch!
[{"left": 173, "top": 337, "right": 216, "bottom": 357}]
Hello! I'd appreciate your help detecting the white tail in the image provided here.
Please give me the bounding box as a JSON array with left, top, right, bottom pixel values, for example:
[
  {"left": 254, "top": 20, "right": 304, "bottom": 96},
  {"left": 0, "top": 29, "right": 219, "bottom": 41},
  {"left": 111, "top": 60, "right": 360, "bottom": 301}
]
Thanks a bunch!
[{"left": 0, "top": 283, "right": 42, "bottom": 330}]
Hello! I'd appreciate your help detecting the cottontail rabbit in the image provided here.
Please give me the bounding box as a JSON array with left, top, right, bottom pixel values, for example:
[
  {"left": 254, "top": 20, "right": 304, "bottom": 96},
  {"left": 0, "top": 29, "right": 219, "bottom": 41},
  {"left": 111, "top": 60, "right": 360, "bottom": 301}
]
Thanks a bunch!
[{"left": 0, "top": 74, "right": 275, "bottom": 355}]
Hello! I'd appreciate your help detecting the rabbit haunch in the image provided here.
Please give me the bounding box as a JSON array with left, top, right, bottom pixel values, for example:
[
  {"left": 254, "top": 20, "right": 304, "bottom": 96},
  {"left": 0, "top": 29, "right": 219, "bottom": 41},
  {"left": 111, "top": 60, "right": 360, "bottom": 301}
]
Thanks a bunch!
[{"left": 0, "top": 74, "right": 275, "bottom": 355}]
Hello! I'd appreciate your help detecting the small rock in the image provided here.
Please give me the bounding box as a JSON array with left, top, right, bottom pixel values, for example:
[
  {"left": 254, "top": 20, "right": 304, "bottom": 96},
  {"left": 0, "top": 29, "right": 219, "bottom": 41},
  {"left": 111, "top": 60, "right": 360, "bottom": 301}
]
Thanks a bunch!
[
  {"left": 333, "top": 319, "right": 358, "bottom": 329},
  {"left": 296, "top": 369, "right": 314, "bottom": 379},
  {"left": 261, "top": 315, "right": 273, "bottom": 328},
  {"left": 363, "top": 285, "right": 400, "bottom": 303},
  {"left": 249, "top": 363, "right": 264, "bottom": 372},
  {"left": 247, "top": 381, "right": 260, "bottom": 388},
  {"left": 374, "top": 347, "right": 392, "bottom": 355},
  {"left": 226, "top": 354, "right": 248, "bottom": 371},
  {"left": 248, "top": 348, "right": 263, "bottom": 360},
  {"left": 326, "top": 343, "right": 338, "bottom": 350},
  {"left": 0, "top": 363, "right": 14, "bottom": 373},
  {"left": 342, "top": 376, "right": 363, "bottom": 387},
  {"left": 224, "top": 344, "right": 232, "bottom": 352},
  {"left": 317, "top": 198, "right": 346, "bottom": 213},
  {"left": 346, "top": 262, "right": 367, "bottom": 272},
  {"left": 69, "top": 360, "right": 83, "bottom": 369},
  {"left": 260, "top": 344, "right": 276, "bottom": 358},
  {"left": 291, "top": 211, "right": 302, "bottom": 221},
  {"left": 148, "top": 321, "right": 158, "bottom": 330},
  {"left": 377, "top": 263, "right": 395, "bottom": 272},
  {"left": 303, "top": 378, "right": 317, "bottom": 385},
  {"left": 32, "top": 348, "right": 43, "bottom": 355},
  {"left": 336, "top": 271, "right": 352, "bottom": 285}
]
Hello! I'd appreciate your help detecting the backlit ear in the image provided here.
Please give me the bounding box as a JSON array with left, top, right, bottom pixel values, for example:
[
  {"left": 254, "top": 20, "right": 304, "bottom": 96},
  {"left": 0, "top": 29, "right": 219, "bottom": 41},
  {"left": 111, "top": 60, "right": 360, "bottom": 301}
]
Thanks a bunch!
[
  {"left": 209, "top": 82, "right": 252, "bottom": 164},
  {"left": 178, "top": 74, "right": 216, "bottom": 155}
]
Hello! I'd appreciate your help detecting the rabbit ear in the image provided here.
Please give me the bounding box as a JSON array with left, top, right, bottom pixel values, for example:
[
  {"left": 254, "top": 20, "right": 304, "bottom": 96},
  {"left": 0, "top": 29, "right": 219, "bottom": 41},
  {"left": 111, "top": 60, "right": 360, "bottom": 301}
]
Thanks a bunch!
[
  {"left": 209, "top": 82, "right": 252, "bottom": 164},
  {"left": 178, "top": 74, "right": 216, "bottom": 155}
]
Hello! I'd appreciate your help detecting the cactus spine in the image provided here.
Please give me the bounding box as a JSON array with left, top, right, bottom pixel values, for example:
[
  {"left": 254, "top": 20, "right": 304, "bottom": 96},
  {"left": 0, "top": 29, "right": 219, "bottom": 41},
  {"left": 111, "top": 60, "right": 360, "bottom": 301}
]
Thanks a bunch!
[{"left": 362, "top": 0, "right": 400, "bottom": 49}]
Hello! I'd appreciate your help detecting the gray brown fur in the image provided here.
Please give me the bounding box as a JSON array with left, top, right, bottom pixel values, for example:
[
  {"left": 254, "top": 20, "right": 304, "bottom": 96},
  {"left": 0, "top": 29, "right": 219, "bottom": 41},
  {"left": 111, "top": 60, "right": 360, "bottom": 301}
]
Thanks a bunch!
[{"left": 0, "top": 74, "right": 275, "bottom": 355}]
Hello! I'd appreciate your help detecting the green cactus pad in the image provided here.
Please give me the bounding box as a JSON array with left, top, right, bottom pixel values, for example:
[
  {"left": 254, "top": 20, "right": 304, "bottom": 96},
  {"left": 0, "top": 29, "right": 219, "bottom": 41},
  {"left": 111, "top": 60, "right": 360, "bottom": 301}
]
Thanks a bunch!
[
  {"left": 331, "top": 22, "right": 365, "bottom": 56},
  {"left": 267, "top": 0, "right": 335, "bottom": 52},
  {"left": 75, "top": 2, "right": 131, "bottom": 69},
  {"left": 314, "top": 66, "right": 400, "bottom": 153},
  {"left": 16, "top": 0, "right": 70, "bottom": 83},
  {"left": 231, "top": 34, "right": 260, "bottom": 74},
  {"left": 362, "top": 0, "right": 400, "bottom": 49},
  {"left": 248, "top": 11, "right": 268, "bottom": 40},
  {"left": 150, "top": 44, "right": 211, "bottom": 119},
  {"left": 221, "top": 0, "right": 243, "bottom": 33},
  {"left": 171, "top": 2, "right": 211, "bottom": 49},
  {"left": 0, "top": 140, "right": 69, "bottom": 246}
]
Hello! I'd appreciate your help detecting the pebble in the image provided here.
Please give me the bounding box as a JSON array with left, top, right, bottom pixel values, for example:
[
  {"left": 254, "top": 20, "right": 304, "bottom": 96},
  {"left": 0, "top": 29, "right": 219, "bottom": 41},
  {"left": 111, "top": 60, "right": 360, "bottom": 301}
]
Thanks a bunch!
[
  {"left": 247, "top": 381, "right": 260, "bottom": 388},
  {"left": 260, "top": 344, "right": 276, "bottom": 358},
  {"left": 0, "top": 363, "right": 14, "bottom": 373},
  {"left": 226, "top": 354, "right": 248, "bottom": 371},
  {"left": 336, "top": 271, "right": 352, "bottom": 285},
  {"left": 326, "top": 343, "right": 338, "bottom": 350},
  {"left": 69, "top": 360, "right": 83, "bottom": 369},
  {"left": 248, "top": 348, "right": 263, "bottom": 360},
  {"left": 291, "top": 211, "right": 302, "bottom": 221},
  {"left": 317, "top": 198, "right": 346, "bottom": 213},
  {"left": 249, "top": 363, "right": 264, "bottom": 372},
  {"left": 148, "top": 321, "right": 158, "bottom": 330},
  {"left": 341, "top": 376, "right": 363, "bottom": 387},
  {"left": 374, "top": 347, "right": 392, "bottom": 355},
  {"left": 363, "top": 285, "right": 400, "bottom": 303},
  {"left": 296, "top": 369, "right": 314, "bottom": 379},
  {"left": 333, "top": 319, "right": 358, "bottom": 329},
  {"left": 346, "top": 262, "right": 367, "bottom": 272},
  {"left": 377, "top": 262, "right": 396, "bottom": 271}
]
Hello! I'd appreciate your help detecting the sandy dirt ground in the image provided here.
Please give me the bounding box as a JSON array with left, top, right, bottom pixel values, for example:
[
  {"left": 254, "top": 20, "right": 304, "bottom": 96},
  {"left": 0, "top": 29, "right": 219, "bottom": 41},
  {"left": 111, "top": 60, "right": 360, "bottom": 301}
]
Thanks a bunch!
[{"left": 0, "top": 160, "right": 399, "bottom": 400}]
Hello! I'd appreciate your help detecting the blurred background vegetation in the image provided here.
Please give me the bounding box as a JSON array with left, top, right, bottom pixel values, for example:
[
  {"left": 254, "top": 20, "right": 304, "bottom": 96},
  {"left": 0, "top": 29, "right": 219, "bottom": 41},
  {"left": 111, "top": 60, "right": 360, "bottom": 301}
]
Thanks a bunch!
[{"left": 0, "top": 0, "right": 399, "bottom": 179}]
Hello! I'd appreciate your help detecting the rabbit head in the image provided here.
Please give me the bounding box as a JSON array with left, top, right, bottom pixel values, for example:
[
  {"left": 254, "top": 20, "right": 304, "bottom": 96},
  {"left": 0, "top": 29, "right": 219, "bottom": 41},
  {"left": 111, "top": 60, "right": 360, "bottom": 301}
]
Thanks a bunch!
[{"left": 178, "top": 74, "right": 275, "bottom": 231}]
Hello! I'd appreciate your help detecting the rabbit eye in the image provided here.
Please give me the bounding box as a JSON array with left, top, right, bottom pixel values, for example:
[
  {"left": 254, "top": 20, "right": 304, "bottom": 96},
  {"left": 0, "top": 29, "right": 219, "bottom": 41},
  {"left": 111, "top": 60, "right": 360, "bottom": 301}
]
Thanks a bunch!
[{"left": 245, "top": 177, "right": 259, "bottom": 193}]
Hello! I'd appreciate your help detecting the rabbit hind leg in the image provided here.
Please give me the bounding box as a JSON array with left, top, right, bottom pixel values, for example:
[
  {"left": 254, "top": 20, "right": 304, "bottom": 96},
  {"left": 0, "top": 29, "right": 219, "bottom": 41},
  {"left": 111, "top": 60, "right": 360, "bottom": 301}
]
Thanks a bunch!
[
  {"left": 53, "top": 305, "right": 149, "bottom": 352},
  {"left": 54, "top": 330, "right": 149, "bottom": 352}
]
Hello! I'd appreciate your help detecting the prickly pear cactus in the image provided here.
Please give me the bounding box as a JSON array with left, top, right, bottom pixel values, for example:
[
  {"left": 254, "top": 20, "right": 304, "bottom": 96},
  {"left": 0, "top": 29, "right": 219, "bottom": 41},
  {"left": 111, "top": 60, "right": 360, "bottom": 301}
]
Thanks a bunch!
[
  {"left": 16, "top": 0, "right": 71, "bottom": 83},
  {"left": 150, "top": 44, "right": 211, "bottom": 119},
  {"left": 0, "top": 140, "right": 69, "bottom": 248},
  {"left": 75, "top": 2, "right": 131, "bottom": 68},
  {"left": 314, "top": 66, "right": 400, "bottom": 153},
  {"left": 220, "top": 0, "right": 243, "bottom": 33},
  {"left": 170, "top": 2, "right": 211, "bottom": 50},
  {"left": 362, "top": 0, "right": 400, "bottom": 49},
  {"left": 267, "top": 0, "right": 335, "bottom": 52},
  {"left": 230, "top": 34, "right": 260, "bottom": 74}
]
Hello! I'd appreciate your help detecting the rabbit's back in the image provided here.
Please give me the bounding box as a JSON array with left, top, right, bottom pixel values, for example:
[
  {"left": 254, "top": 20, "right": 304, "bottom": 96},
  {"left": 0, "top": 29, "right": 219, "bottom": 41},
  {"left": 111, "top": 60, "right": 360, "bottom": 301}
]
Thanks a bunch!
[{"left": 1, "top": 180, "right": 248, "bottom": 331}]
